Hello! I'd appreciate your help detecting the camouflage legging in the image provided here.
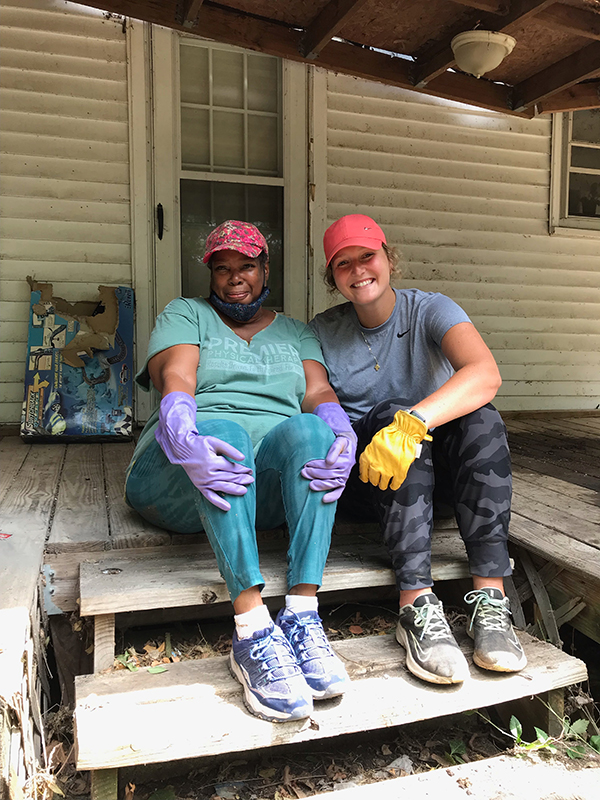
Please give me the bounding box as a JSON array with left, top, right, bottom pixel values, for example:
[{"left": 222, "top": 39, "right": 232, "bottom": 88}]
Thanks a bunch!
[{"left": 338, "top": 401, "right": 512, "bottom": 591}]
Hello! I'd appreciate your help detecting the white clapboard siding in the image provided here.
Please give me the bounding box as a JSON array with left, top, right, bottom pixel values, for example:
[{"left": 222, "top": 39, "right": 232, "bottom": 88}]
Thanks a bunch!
[
  {"left": 324, "top": 73, "right": 600, "bottom": 411},
  {"left": 0, "top": 0, "right": 130, "bottom": 424}
]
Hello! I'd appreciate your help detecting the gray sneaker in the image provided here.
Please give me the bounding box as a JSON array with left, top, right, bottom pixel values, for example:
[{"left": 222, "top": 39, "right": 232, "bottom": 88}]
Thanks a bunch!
[
  {"left": 396, "top": 593, "right": 469, "bottom": 685},
  {"left": 464, "top": 587, "right": 527, "bottom": 672}
]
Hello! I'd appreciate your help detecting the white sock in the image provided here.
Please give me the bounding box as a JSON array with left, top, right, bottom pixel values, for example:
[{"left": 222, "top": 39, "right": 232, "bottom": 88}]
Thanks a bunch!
[
  {"left": 234, "top": 604, "right": 272, "bottom": 640},
  {"left": 284, "top": 594, "right": 318, "bottom": 615}
]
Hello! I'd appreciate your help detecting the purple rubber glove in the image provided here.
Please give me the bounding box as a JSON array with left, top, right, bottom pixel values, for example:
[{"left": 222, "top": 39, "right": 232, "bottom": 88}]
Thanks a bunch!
[
  {"left": 154, "top": 391, "right": 254, "bottom": 512},
  {"left": 301, "top": 402, "right": 357, "bottom": 503}
]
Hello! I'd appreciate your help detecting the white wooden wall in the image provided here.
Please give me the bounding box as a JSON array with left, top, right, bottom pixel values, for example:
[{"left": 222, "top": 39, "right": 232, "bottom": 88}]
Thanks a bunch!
[
  {"left": 321, "top": 73, "right": 600, "bottom": 412},
  {"left": 0, "top": 0, "right": 130, "bottom": 425}
]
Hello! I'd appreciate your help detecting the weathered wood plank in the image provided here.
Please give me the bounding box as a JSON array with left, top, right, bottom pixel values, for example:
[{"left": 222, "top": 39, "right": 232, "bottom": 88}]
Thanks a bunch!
[
  {"left": 78, "top": 532, "right": 471, "bottom": 617},
  {"left": 102, "top": 442, "right": 173, "bottom": 549},
  {"left": 47, "top": 444, "right": 109, "bottom": 552},
  {"left": 510, "top": 450, "right": 600, "bottom": 494},
  {"left": 0, "top": 444, "right": 65, "bottom": 611},
  {"left": 74, "top": 632, "right": 587, "bottom": 770},
  {"left": 0, "top": 437, "right": 30, "bottom": 498},
  {"left": 507, "top": 430, "right": 600, "bottom": 479},
  {"left": 511, "top": 491, "right": 600, "bottom": 550},
  {"left": 509, "top": 417, "right": 600, "bottom": 456},
  {"left": 512, "top": 462, "right": 600, "bottom": 507},
  {"left": 509, "top": 513, "right": 600, "bottom": 583}
]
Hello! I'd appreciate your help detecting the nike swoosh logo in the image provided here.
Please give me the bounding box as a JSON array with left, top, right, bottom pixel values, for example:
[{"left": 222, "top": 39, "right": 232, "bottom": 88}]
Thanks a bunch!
[{"left": 397, "top": 329, "right": 410, "bottom": 338}]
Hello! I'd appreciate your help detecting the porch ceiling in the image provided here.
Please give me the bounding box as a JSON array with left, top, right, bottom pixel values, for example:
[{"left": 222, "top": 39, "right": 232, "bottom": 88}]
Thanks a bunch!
[{"left": 71, "top": 0, "right": 600, "bottom": 116}]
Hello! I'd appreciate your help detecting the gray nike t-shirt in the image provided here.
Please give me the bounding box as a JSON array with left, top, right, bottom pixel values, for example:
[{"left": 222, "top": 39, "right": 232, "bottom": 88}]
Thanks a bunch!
[{"left": 309, "top": 288, "right": 471, "bottom": 421}]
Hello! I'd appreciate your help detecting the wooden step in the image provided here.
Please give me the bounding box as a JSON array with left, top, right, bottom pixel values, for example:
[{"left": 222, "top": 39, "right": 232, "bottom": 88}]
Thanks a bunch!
[
  {"left": 78, "top": 529, "right": 469, "bottom": 616},
  {"left": 74, "top": 630, "right": 587, "bottom": 770}
]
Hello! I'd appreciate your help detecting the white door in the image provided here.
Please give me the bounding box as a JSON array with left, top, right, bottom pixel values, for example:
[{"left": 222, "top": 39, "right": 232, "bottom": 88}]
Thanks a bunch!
[{"left": 150, "top": 26, "right": 309, "bottom": 319}]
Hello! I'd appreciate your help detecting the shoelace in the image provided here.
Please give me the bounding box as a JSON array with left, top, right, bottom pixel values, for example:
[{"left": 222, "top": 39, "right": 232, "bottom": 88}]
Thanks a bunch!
[
  {"left": 464, "top": 591, "right": 510, "bottom": 632},
  {"left": 414, "top": 603, "right": 452, "bottom": 642},
  {"left": 288, "top": 616, "right": 331, "bottom": 658},
  {"left": 249, "top": 631, "right": 298, "bottom": 682}
]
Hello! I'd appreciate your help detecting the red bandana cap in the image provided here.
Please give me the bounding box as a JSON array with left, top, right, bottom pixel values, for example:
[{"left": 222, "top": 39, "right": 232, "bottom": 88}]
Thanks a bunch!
[
  {"left": 203, "top": 220, "right": 268, "bottom": 264},
  {"left": 323, "top": 214, "right": 386, "bottom": 267}
]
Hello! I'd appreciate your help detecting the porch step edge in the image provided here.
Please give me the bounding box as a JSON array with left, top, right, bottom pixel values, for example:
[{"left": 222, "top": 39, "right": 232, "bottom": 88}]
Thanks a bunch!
[{"left": 74, "top": 631, "right": 587, "bottom": 770}]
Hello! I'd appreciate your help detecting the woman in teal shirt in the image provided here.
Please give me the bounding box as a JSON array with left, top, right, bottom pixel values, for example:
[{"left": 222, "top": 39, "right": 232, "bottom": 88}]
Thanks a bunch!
[{"left": 126, "top": 221, "right": 356, "bottom": 724}]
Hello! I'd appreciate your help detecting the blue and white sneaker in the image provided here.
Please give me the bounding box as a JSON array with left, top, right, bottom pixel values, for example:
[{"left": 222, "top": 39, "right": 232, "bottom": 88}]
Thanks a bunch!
[
  {"left": 276, "top": 609, "right": 349, "bottom": 699},
  {"left": 229, "top": 623, "right": 313, "bottom": 722}
]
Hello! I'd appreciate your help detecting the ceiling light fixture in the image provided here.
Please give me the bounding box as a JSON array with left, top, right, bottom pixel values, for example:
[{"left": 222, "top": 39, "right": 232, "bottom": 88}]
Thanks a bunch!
[{"left": 450, "top": 30, "right": 516, "bottom": 79}]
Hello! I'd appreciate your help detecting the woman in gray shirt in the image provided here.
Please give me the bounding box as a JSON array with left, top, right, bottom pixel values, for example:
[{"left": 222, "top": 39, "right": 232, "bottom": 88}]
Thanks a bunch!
[{"left": 309, "top": 213, "right": 526, "bottom": 686}]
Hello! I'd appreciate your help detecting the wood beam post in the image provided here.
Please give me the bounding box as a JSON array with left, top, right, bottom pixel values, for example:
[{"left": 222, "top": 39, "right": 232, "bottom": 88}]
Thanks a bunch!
[
  {"left": 301, "top": 0, "right": 371, "bottom": 59},
  {"left": 90, "top": 614, "right": 118, "bottom": 799}
]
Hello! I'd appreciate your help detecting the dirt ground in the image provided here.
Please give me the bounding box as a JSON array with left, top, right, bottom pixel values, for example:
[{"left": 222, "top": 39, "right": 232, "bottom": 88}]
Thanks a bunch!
[{"left": 44, "top": 601, "right": 600, "bottom": 800}]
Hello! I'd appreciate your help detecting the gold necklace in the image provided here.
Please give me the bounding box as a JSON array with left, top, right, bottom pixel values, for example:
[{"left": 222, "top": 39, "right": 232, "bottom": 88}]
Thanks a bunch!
[{"left": 360, "top": 330, "right": 380, "bottom": 371}]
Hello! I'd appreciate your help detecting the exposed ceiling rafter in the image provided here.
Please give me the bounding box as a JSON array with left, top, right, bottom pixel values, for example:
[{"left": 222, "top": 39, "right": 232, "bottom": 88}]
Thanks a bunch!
[
  {"left": 513, "top": 40, "right": 600, "bottom": 110},
  {"left": 301, "top": 0, "right": 371, "bottom": 59},
  {"left": 414, "top": 0, "right": 555, "bottom": 88},
  {"left": 176, "top": 0, "right": 205, "bottom": 29},
  {"left": 537, "top": 80, "right": 600, "bottom": 113},
  {"left": 536, "top": 2, "right": 600, "bottom": 40},
  {"left": 61, "top": 0, "right": 600, "bottom": 115},
  {"left": 448, "top": 0, "right": 507, "bottom": 12}
]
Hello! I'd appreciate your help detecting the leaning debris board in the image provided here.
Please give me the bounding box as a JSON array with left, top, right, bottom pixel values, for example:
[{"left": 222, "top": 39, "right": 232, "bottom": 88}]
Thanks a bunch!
[{"left": 74, "top": 631, "right": 587, "bottom": 770}]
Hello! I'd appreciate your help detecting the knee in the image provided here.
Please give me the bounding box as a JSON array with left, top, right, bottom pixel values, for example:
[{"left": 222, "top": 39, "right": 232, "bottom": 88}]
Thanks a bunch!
[
  {"left": 284, "top": 413, "right": 335, "bottom": 451},
  {"left": 195, "top": 418, "right": 253, "bottom": 459}
]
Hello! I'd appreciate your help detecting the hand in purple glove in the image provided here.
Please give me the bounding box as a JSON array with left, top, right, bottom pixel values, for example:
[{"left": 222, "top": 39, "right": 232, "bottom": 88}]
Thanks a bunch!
[
  {"left": 301, "top": 402, "right": 357, "bottom": 503},
  {"left": 155, "top": 391, "right": 254, "bottom": 511}
]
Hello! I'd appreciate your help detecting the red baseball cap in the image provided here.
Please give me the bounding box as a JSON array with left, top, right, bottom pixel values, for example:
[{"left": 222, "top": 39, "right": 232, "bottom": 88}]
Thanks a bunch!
[
  {"left": 203, "top": 220, "right": 268, "bottom": 263},
  {"left": 323, "top": 214, "right": 386, "bottom": 267}
]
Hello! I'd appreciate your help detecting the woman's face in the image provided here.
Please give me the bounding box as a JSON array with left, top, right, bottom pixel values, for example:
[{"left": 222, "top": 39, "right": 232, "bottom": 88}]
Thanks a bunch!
[
  {"left": 210, "top": 249, "right": 269, "bottom": 304},
  {"left": 330, "top": 245, "right": 392, "bottom": 306}
]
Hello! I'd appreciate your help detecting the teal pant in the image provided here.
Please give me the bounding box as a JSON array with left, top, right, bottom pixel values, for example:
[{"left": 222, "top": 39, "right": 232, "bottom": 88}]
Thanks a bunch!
[{"left": 125, "top": 414, "right": 337, "bottom": 600}]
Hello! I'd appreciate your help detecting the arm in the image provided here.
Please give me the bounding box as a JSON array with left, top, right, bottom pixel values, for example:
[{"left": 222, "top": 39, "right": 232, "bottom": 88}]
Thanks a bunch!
[
  {"left": 300, "top": 360, "right": 357, "bottom": 503},
  {"left": 148, "top": 343, "right": 200, "bottom": 397},
  {"left": 150, "top": 343, "right": 253, "bottom": 511},
  {"left": 411, "top": 322, "right": 502, "bottom": 429},
  {"left": 301, "top": 360, "right": 340, "bottom": 412}
]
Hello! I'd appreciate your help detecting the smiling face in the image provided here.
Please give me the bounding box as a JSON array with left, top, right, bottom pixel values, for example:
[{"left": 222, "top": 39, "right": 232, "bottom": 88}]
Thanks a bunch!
[
  {"left": 330, "top": 245, "right": 395, "bottom": 310},
  {"left": 209, "top": 249, "right": 269, "bottom": 305}
]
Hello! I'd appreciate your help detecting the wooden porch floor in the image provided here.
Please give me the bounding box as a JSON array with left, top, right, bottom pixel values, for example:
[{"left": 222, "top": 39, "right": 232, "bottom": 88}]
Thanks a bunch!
[
  {"left": 2, "top": 414, "right": 598, "bottom": 781},
  {"left": 1, "top": 415, "right": 599, "bottom": 641}
]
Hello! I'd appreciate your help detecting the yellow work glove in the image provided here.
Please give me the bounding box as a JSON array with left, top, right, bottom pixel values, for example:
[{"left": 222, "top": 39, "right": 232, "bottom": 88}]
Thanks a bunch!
[{"left": 359, "top": 410, "right": 432, "bottom": 491}]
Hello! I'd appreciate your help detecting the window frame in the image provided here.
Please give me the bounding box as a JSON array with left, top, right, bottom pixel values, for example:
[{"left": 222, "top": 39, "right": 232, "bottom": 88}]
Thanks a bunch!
[{"left": 550, "top": 111, "right": 600, "bottom": 237}]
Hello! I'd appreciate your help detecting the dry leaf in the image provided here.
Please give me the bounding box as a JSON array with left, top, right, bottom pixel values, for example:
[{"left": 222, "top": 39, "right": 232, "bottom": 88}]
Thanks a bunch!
[
  {"left": 125, "top": 782, "right": 136, "bottom": 800},
  {"left": 283, "top": 765, "right": 292, "bottom": 785},
  {"left": 349, "top": 625, "right": 364, "bottom": 635},
  {"left": 259, "top": 767, "right": 277, "bottom": 779},
  {"left": 381, "top": 744, "right": 392, "bottom": 755},
  {"left": 172, "top": 655, "right": 180, "bottom": 662}
]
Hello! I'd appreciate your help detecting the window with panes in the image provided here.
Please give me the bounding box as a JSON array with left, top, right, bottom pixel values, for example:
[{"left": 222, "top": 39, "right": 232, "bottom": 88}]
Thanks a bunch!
[{"left": 179, "top": 41, "right": 284, "bottom": 307}]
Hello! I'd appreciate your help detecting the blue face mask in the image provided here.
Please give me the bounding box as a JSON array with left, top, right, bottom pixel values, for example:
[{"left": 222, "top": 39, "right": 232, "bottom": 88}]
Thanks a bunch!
[{"left": 209, "top": 286, "right": 271, "bottom": 323}]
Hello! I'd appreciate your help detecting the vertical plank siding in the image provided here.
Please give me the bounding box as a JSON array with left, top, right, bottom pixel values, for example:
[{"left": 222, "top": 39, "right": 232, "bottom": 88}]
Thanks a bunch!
[
  {"left": 0, "top": 0, "right": 130, "bottom": 424},
  {"left": 324, "top": 75, "right": 600, "bottom": 411}
]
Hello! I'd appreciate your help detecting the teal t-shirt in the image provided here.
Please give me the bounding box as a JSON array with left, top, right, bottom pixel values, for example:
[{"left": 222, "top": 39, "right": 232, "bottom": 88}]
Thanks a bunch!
[{"left": 133, "top": 297, "right": 326, "bottom": 460}]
